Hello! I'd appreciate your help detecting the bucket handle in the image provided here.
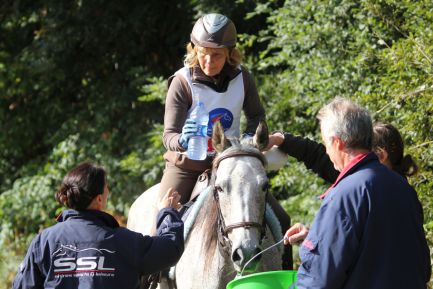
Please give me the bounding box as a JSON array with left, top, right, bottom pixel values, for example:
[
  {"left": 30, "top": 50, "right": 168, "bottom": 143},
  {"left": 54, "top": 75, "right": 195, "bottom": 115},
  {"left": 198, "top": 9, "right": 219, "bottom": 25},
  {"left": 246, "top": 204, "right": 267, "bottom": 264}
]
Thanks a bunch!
[{"left": 239, "top": 236, "right": 288, "bottom": 276}]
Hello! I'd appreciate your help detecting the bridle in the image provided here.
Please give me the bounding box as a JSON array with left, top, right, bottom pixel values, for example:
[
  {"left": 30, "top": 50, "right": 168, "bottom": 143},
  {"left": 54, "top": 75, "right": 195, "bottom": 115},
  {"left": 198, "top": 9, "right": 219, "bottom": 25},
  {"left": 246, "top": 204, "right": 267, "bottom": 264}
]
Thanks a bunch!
[{"left": 211, "top": 149, "right": 268, "bottom": 251}]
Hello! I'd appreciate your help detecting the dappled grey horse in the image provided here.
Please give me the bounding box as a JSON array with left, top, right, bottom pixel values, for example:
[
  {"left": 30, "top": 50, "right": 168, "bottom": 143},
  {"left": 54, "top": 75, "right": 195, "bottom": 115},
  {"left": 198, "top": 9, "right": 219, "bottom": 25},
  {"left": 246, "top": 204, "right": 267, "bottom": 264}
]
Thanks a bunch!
[{"left": 127, "top": 121, "right": 283, "bottom": 289}]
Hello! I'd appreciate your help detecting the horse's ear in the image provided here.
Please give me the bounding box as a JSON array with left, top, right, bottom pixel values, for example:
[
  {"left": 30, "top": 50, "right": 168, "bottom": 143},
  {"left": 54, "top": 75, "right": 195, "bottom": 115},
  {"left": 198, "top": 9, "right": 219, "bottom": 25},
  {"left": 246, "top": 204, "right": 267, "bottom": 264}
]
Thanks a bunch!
[
  {"left": 253, "top": 120, "right": 269, "bottom": 151},
  {"left": 212, "top": 121, "right": 230, "bottom": 153}
]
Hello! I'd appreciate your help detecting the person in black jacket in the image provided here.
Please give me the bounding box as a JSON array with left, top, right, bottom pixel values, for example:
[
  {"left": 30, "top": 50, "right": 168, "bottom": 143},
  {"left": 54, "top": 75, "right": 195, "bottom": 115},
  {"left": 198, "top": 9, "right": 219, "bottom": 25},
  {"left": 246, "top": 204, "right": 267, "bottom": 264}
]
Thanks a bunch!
[
  {"left": 13, "top": 162, "right": 184, "bottom": 289},
  {"left": 267, "top": 122, "right": 423, "bottom": 245},
  {"left": 268, "top": 121, "right": 418, "bottom": 183}
]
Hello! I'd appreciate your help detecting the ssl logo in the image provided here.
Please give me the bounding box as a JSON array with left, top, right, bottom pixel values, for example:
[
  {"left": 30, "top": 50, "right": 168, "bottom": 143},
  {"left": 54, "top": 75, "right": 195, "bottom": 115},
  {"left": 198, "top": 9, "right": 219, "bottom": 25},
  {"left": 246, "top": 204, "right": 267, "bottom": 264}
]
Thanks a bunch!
[{"left": 54, "top": 256, "right": 115, "bottom": 272}]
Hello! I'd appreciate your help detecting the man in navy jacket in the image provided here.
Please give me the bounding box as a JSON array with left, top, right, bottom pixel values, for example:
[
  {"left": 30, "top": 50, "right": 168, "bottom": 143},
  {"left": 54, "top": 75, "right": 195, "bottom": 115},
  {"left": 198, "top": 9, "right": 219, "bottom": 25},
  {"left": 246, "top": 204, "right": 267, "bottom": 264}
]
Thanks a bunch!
[
  {"left": 295, "top": 98, "right": 430, "bottom": 289},
  {"left": 13, "top": 162, "right": 184, "bottom": 289}
]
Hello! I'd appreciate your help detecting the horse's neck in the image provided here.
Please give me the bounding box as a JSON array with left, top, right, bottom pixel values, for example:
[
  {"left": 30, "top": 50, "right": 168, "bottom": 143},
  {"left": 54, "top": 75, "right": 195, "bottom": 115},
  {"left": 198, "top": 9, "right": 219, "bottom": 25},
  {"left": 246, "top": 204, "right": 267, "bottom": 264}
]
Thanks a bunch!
[{"left": 176, "top": 220, "right": 234, "bottom": 289}]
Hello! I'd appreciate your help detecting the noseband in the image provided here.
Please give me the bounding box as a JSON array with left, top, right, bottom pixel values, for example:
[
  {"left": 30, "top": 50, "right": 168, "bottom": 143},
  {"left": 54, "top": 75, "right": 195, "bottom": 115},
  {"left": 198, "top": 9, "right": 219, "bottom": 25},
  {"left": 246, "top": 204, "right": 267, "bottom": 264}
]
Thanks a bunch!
[{"left": 212, "top": 149, "right": 268, "bottom": 250}]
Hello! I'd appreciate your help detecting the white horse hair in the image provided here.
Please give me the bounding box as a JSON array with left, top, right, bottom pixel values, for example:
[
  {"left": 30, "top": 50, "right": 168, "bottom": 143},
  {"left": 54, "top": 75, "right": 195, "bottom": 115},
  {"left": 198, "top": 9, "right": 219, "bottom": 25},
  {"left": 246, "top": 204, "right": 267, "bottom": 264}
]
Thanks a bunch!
[{"left": 127, "top": 121, "right": 283, "bottom": 289}]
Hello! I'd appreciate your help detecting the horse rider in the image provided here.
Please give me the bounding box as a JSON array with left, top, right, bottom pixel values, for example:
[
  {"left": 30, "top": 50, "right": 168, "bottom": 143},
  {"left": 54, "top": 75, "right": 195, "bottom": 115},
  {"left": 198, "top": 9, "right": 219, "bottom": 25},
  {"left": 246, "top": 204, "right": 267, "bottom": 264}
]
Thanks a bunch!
[{"left": 159, "top": 13, "right": 293, "bottom": 269}]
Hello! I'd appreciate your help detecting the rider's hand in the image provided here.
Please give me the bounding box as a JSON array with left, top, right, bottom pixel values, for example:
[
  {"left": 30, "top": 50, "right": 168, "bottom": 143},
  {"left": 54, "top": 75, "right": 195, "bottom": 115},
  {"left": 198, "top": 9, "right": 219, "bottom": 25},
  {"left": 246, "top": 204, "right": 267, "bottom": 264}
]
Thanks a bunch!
[
  {"left": 179, "top": 119, "right": 198, "bottom": 149},
  {"left": 284, "top": 223, "right": 309, "bottom": 246},
  {"left": 158, "top": 188, "right": 181, "bottom": 211}
]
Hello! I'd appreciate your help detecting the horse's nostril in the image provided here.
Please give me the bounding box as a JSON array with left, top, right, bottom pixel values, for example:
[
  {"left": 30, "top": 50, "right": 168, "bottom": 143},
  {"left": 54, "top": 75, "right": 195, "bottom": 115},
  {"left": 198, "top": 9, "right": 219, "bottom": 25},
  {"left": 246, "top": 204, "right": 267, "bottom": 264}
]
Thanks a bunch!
[
  {"left": 232, "top": 246, "right": 263, "bottom": 270},
  {"left": 232, "top": 247, "right": 244, "bottom": 263}
]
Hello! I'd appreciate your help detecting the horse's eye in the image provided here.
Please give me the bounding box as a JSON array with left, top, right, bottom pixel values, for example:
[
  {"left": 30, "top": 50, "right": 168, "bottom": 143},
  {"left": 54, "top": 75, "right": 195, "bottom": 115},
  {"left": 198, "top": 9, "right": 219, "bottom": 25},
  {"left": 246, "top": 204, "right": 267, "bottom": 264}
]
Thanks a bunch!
[
  {"left": 262, "top": 182, "right": 269, "bottom": 192},
  {"left": 215, "top": 185, "right": 223, "bottom": 192}
]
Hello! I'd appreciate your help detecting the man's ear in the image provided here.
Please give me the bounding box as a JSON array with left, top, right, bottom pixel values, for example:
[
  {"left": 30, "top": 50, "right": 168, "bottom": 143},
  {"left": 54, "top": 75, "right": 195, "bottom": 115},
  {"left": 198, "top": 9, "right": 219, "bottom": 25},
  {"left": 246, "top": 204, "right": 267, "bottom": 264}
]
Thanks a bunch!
[{"left": 335, "top": 137, "right": 345, "bottom": 151}]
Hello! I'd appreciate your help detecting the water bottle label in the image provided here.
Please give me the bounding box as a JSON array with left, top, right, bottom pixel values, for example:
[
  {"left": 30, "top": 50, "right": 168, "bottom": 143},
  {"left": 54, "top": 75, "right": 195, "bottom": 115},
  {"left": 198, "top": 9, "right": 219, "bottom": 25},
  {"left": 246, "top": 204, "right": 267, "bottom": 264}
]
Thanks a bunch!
[{"left": 197, "top": 125, "right": 208, "bottom": 137}]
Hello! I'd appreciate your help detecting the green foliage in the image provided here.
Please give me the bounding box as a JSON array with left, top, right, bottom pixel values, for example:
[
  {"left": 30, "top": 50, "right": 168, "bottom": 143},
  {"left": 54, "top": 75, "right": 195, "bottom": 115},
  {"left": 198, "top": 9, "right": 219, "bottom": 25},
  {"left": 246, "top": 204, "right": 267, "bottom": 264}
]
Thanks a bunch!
[
  {"left": 0, "top": 135, "right": 77, "bottom": 286},
  {"left": 0, "top": 0, "right": 194, "bottom": 193},
  {"left": 1, "top": 0, "right": 432, "bottom": 286}
]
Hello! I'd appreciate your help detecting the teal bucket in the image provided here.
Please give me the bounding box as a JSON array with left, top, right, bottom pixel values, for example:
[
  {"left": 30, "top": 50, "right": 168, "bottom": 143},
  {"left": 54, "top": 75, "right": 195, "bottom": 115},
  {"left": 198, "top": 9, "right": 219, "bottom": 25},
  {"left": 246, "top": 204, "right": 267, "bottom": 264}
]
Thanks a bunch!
[{"left": 226, "top": 270, "right": 297, "bottom": 289}]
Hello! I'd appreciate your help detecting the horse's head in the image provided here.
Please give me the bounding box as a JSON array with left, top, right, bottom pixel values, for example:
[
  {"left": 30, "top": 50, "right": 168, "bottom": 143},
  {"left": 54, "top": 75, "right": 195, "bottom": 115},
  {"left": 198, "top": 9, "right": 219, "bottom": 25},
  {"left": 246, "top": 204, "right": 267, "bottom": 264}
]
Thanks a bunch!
[{"left": 211, "top": 120, "right": 269, "bottom": 273}]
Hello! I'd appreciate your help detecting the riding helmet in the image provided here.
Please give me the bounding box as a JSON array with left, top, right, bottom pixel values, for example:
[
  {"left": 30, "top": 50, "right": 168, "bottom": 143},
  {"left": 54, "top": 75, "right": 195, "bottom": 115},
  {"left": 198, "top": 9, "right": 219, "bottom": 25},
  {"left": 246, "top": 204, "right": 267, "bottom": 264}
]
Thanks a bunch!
[{"left": 190, "top": 13, "right": 237, "bottom": 48}]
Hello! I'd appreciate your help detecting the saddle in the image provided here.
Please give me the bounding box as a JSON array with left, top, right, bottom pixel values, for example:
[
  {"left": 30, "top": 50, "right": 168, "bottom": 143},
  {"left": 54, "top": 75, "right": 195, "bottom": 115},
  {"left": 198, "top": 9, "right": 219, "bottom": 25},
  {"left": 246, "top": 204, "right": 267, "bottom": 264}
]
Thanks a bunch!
[
  {"left": 179, "top": 169, "right": 212, "bottom": 232},
  {"left": 192, "top": 169, "right": 211, "bottom": 200}
]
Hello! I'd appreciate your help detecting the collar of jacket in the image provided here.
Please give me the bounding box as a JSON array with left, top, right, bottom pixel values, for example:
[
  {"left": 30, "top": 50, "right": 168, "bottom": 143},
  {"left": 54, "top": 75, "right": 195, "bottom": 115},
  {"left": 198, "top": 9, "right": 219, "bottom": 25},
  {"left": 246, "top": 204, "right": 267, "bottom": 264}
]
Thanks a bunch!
[
  {"left": 320, "top": 152, "right": 378, "bottom": 199},
  {"left": 191, "top": 64, "right": 241, "bottom": 93},
  {"left": 56, "top": 209, "right": 120, "bottom": 228}
]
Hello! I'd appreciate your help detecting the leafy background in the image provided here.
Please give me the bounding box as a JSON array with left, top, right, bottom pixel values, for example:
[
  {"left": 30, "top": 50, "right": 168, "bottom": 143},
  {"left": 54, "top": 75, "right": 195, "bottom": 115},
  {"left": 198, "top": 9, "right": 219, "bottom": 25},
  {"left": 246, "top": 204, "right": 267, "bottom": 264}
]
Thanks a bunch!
[{"left": 1, "top": 0, "right": 432, "bottom": 287}]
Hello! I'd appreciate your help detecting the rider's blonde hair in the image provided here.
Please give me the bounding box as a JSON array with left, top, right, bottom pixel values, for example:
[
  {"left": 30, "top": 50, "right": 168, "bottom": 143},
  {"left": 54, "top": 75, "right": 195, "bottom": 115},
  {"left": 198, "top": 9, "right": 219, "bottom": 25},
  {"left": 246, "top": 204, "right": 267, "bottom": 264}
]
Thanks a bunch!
[{"left": 184, "top": 43, "right": 242, "bottom": 68}]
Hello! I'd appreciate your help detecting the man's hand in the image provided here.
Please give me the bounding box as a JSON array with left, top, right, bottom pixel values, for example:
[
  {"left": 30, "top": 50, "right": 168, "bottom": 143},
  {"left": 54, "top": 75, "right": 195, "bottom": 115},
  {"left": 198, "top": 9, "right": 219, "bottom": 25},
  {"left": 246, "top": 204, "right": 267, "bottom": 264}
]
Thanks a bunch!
[{"left": 284, "top": 223, "right": 309, "bottom": 245}]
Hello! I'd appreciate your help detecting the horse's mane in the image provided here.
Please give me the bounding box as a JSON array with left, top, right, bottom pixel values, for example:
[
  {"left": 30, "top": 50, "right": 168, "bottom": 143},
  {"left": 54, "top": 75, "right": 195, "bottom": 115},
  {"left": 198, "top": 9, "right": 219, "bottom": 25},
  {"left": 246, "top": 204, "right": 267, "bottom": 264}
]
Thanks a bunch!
[
  {"left": 194, "top": 141, "right": 266, "bottom": 271},
  {"left": 195, "top": 186, "right": 219, "bottom": 271}
]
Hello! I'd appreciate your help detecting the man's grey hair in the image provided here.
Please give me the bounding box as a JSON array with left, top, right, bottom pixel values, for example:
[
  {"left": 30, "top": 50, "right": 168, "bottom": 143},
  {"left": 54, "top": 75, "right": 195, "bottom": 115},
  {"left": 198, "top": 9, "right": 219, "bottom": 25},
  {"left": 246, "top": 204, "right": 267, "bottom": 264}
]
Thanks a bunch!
[{"left": 317, "top": 97, "right": 373, "bottom": 151}]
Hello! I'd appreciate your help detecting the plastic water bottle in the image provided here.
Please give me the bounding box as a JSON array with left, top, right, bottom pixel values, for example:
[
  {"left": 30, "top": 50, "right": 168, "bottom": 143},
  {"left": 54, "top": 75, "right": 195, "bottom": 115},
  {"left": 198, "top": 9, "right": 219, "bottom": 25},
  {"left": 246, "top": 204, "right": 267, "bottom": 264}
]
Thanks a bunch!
[{"left": 187, "top": 102, "right": 209, "bottom": 160}]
